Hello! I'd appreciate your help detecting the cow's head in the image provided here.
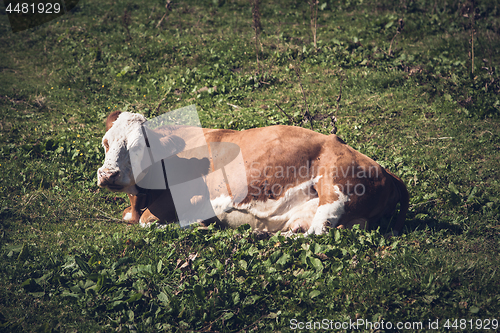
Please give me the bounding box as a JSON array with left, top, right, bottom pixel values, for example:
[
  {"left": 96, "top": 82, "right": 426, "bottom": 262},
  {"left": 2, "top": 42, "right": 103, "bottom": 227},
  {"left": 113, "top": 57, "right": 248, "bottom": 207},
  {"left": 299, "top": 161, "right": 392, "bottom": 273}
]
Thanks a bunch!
[{"left": 97, "top": 111, "right": 185, "bottom": 195}]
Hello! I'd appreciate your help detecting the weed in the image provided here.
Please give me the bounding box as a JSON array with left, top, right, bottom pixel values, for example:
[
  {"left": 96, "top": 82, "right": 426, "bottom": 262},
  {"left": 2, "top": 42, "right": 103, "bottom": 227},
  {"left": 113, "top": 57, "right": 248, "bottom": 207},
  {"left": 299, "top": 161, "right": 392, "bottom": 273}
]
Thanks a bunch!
[
  {"left": 251, "top": 0, "right": 262, "bottom": 75},
  {"left": 309, "top": 0, "right": 318, "bottom": 49}
]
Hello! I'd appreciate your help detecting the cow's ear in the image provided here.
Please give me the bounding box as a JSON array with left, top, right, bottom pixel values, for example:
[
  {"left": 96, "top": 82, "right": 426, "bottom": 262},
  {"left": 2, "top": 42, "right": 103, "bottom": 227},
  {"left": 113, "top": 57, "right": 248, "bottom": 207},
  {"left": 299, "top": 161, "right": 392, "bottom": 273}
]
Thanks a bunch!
[
  {"left": 160, "top": 135, "right": 186, "bottom": 156},
  {"left": 105, "top": 110, "right": 122, "bottom": 131}
]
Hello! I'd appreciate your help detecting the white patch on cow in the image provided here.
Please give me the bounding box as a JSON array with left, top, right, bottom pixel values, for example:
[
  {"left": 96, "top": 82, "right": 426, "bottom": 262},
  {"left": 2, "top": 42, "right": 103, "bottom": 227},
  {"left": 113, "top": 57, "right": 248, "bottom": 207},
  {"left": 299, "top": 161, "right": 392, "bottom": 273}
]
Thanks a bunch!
[
  {"left": 214, "top": 176, "right": 322, "bottom": 233},
  {"left": 305, "top": 185, "right": 349, "bottom": 236},
  {"left": 211, "top": 195, "right": 233, "bottom": 216},
  {"left": 123, "top": 212, "right": 132, "bottom": 221}
]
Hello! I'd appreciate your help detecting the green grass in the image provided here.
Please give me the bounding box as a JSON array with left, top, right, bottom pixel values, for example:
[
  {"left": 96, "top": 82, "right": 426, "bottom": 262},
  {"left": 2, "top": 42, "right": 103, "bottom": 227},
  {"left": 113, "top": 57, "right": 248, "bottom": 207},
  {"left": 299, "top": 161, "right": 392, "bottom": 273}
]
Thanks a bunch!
[{"left": 1, "top": 0, "right": 500, "bottom": 331}]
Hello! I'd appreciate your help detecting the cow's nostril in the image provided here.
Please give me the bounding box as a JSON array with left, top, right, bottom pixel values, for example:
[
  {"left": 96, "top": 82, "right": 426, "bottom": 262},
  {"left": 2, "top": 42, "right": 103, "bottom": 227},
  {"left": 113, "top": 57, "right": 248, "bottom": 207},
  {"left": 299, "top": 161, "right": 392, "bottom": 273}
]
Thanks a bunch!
[
  {"left": 98, "top": 168, "right": 120, "bottom": 181},
  {"left": 109, "top": 170, "right": 120, "bottom": 179}
]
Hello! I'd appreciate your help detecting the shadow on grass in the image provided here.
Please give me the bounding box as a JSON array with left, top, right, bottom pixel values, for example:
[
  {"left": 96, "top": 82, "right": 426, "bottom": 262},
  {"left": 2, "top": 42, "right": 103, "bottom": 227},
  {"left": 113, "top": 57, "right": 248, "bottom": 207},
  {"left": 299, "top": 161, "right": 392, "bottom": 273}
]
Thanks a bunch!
[
  {"left": 404, "top": 208, "right": 465, "bottom": 235},
  {"left": 370, "top": 208, "right": 464, "bottom": 236}
]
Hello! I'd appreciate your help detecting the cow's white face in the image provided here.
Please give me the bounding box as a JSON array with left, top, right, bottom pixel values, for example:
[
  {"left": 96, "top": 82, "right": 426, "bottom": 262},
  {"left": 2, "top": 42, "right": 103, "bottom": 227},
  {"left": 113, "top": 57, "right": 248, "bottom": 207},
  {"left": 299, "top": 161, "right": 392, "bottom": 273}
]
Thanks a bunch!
[{"left": 97, "top": 112, "right": 147, "bottom": 195}]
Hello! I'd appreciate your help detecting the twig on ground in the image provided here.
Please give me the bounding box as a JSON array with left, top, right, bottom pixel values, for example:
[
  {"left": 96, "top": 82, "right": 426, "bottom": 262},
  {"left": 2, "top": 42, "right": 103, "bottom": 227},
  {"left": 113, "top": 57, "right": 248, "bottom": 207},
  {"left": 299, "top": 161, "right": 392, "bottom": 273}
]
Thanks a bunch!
[
  {"left": 428, "top": 137, "right": 454, "bottom": 140},
  {"left": 309, "top": 0, "right": 318, "bottom": 49},
  {"left": 252, "top": 0, "right": 262, "bottom": 75},
  {"left": 275, "top": 103, "right": 294, "bottom": 124},
  {"left": 291, "top": 64, "right": 313, "bottom": 130},
  {"left": 155, "top": 98, "right": 166, "bottom": 113},
  {"left": 409, "top": 199, "right": 439, "bottom": 210},
  {"left": 227, "top": 103, "right": 241, "bottom": 109},
  {"left": 387, "top": 18, "right": 404, "bottom": 56},
  {"left": 331, "top": 72, "right": 344, "bottom": 134},
  {"left": 156, "top": 0, "right": 172, "bottom": 29},
  {"left": 121, "top": 9, "right": 132, "bottom": 40}
]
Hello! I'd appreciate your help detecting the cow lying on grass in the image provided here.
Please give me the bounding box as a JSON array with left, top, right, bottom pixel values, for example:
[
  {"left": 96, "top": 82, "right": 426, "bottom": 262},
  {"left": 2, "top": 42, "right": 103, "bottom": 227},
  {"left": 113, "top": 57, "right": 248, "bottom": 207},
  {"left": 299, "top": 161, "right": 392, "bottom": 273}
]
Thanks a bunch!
[{"left": 98, "top": 110, "right": 409, "bottom": 236}]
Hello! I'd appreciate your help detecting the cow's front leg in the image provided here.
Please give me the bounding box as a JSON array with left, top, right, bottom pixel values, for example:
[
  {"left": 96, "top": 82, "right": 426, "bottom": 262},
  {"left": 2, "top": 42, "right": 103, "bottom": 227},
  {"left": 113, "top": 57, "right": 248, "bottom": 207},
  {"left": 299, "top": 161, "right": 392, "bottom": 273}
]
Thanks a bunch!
[{"left": 122, "top": 193, "right": 147, "bottom": 224}]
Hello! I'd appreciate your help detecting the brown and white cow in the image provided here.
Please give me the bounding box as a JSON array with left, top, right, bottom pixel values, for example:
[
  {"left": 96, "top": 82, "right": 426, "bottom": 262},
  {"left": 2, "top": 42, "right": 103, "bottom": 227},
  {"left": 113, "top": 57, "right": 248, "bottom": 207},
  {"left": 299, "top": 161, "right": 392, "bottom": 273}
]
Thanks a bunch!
[{"left": 98, "top": 111, "right": 409, "bottom": 236}]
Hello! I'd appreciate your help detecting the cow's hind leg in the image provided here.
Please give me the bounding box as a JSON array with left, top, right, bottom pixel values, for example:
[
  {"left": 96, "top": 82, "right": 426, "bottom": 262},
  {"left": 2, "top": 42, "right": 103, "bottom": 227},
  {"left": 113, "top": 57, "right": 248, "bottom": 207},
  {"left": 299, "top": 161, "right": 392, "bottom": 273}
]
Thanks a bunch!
[{"left": 305, "top": 183, "right": 349, "bottom": 235}]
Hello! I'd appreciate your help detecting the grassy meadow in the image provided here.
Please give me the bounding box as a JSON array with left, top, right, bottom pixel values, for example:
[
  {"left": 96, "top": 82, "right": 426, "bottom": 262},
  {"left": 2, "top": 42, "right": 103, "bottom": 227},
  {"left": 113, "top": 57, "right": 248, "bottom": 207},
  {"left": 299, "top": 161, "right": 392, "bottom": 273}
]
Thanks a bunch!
[{"left": 1, "top": 0, "right": 500, "bottom": 331}]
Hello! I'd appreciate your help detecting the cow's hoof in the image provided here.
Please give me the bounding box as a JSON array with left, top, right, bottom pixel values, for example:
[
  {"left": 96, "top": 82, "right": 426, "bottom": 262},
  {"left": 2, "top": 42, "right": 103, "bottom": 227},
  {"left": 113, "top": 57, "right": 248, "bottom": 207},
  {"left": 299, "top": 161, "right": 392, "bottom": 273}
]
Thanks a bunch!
[
  {"left": 252, "top": 230, "right": 272, "bottom": 240},
  {"left": 282, "top": 230, "right": 304, "bottom": 238},
  {"left": 139, "top": 220, "right": 159, "bottom": 228},
  {"left": 305, "top": 223, "right": 326, "bottom": 236}
]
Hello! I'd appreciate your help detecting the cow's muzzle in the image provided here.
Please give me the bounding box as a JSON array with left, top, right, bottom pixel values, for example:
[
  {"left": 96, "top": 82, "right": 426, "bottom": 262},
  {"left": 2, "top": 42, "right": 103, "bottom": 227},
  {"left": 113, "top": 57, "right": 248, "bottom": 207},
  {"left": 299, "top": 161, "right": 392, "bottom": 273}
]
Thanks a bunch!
[{"left": 98, "top": 168, "right": 123, "bottom": 190}]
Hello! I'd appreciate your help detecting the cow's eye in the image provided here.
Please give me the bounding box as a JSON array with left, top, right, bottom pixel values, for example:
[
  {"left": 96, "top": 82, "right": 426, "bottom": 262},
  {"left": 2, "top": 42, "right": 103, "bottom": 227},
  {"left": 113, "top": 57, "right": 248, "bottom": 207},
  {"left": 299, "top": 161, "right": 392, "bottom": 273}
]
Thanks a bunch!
[
  {"left": 128, "top": 140, "right": 141, "bottom": 151},
  {"left": 103, "top": 140, "right": 109, "bottom": 151}
]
